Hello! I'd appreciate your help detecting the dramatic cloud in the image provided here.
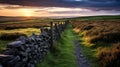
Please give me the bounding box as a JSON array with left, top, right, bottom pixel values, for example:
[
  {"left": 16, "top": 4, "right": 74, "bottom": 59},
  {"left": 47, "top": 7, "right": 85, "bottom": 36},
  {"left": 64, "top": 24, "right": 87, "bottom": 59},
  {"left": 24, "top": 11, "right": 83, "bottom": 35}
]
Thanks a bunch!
[
  {"left": 0, "top": 0, "right": 120, "bottom": 17},
  {"left": 34, "top": 7, "right": 120, "bottom": 16},
  {"left": 0, "top": 0, "right": 120, "bottom": 11}
]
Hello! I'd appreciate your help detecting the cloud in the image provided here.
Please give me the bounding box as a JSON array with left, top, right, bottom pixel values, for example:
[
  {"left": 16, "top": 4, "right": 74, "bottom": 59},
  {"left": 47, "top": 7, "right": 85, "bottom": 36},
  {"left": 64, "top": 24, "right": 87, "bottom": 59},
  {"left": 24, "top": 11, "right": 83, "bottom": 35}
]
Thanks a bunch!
[
  {"left": 0, "top": 4, "right": 24, "bottom": 10},
  {"left": 33, "top": 7, "right": 120, "bottom": 16},
  {"left": 0, "top": 0, "right": 120, "bottom": 17},
  {"left": 49, "top": 11, "right": 86, "bottom": 14},
  {"left": 34, "top": 7, "right": 91, "bottom": 13},
  {"left": 49, "top": 10, "right": 120, "bottom": 16},
  {"left": 3, "top": 6, "right": 24, "bottom": 9},
  {"left": 0, "top": 0, "right": 120, "bottom": 11}
]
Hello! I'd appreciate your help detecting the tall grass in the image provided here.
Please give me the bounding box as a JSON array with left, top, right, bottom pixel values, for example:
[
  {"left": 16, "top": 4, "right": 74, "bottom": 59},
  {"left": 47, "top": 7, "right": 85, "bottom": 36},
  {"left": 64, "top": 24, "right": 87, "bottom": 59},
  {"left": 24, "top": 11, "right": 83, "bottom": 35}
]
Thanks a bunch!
[
  {"left": 0, "top": 22, "right": 49, "bottom": 30},
  {"left": 72, "top": 19, "right": 120, "bottom": 67},
  {"left": 72, "top": 20, "right": 120, "bottom": 45},
  {"left": 0, "top": 28, "right": 40, "bottom": 40},
  {"left": 97, "top": 44, "right": 120, "bottom": 67}
]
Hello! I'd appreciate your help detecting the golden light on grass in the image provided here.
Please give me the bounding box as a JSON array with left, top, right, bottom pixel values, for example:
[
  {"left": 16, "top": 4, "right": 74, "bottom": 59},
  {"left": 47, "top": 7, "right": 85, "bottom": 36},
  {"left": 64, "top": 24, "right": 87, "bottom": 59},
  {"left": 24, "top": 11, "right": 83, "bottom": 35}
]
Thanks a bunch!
[
  {"left": 0, "top": 28, "right": 40, "bottom": 36},
  {"left": 73, "top": 28, "right": 80, "bottom": 33}
]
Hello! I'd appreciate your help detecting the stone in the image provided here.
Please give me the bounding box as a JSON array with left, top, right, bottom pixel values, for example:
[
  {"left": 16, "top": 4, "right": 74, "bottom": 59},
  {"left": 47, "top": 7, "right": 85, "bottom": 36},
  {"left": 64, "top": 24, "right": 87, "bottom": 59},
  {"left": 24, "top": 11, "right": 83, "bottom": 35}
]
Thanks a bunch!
[
  {"left": 0, "top": 64, "right": 3, "bottom": 67},
  {"left": 0, "top": 21, "right": 67, "bottom": 67},
  {"left": 7, "top": 56, "right": 21, "bottom": 65},
  {"left": 0, "top": 54, "right": 14, "bottom": 63},
  {"left": 7, "top": 41, "right": 25, "bottom": 51}
]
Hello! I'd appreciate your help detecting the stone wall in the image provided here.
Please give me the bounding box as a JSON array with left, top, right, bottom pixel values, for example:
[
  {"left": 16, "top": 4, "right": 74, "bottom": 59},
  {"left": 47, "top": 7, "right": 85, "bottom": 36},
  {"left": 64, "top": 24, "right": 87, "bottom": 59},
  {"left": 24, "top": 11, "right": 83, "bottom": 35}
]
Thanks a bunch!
[{"left": 0, "top": 20, "right": 69, "bottom": 67}]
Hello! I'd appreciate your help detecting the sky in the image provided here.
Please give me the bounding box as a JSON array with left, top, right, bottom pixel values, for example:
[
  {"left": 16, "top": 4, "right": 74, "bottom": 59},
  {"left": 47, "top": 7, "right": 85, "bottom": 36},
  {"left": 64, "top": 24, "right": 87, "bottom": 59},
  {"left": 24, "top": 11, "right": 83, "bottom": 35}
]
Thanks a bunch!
[{"left": 0, "top": 0, "right": 120, "bottom": 17}]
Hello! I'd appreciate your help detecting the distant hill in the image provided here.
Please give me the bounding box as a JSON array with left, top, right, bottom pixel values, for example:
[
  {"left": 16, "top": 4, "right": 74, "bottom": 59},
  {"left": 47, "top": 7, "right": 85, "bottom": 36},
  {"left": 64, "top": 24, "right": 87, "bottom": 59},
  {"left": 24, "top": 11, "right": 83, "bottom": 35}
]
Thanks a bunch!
[
  {"left": 0, "top": 16, "right": 50, "bottom": 23},
  {"left": 0, "top": 16, "right": 33, "bottom": 22},
  {"left": 68, "top": 15, "right": 120, "bottom": 21},
  {"left": 0, "top": 15, "right": 120, "bottom": 23}
]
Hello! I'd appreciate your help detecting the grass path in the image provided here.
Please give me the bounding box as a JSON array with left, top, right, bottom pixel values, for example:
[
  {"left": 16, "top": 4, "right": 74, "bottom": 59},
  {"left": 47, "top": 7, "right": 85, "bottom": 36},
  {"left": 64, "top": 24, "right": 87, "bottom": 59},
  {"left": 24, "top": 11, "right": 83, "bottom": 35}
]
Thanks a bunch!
[
  {"left": 37, "top": 24, "right": 77, "bottom": 67},
  {"left": 76, "top": 34, "right": 99, "bottom": 67}
]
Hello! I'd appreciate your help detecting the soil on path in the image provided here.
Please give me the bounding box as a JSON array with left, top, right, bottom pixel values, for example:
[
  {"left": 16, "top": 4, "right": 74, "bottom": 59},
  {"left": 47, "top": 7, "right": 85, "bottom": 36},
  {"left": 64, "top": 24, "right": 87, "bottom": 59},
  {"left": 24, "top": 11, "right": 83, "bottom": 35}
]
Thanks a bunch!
[{"left": 74, "top": 39, "right": 91, "bottom": 67}]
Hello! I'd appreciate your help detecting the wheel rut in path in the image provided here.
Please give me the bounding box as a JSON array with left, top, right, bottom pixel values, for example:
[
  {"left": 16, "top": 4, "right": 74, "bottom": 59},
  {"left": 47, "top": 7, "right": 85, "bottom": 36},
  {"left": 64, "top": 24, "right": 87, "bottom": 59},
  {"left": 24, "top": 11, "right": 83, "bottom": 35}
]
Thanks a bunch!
[{"left": 74, "top": 39, "right": 91, "bottom": 67}]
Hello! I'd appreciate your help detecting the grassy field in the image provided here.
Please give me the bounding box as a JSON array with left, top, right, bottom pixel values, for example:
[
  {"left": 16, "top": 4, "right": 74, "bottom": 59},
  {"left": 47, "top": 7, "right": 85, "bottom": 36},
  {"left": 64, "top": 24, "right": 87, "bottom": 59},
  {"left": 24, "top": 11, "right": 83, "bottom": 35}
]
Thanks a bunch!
[
  {"left": 0, "top": 22, "right": 50, "bottom": 30},
  {"left": 37, "top": 24, "right": 77, "bottom": 67},
  {"left": 69, "top": 15, "right": 120, "bottom": 21},
  {"left": 0, "top": 16, "right": 67, "bottom": 53},
  {"left": 0, "top": 16, "right": 54, "bottom": 23},
  {"left": 0, "top": 15, "right": 120, "bottom": 67},
  {"left": 72, "top": 15, "right": 120, "bottom": 67},
  {"left": 0, "top": 18, "right": 53, "bottom": 52},
  {"left": 0, "top": 28, "right": 40, "bottom": 52}
]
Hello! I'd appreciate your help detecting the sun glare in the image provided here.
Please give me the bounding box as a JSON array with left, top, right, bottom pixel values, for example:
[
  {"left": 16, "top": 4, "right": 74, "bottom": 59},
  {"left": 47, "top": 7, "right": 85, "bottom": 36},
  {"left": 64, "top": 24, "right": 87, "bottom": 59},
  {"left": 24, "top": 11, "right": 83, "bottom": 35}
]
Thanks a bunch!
[{"left": 20, "top": 9, "right": 33, "bottom": 17}]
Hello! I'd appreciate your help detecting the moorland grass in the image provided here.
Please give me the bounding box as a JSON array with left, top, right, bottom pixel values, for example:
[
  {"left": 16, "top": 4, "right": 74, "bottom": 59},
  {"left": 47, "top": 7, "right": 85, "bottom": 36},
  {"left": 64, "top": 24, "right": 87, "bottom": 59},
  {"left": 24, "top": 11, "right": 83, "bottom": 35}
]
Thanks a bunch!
[
  {"left": 0, "top": 28, "right": 40, "bottom": 40},
  {"left": 72, "top": 19, "right": 120, "bottom": 67},
  {"left": 0, "top": 22, "right": 49, "bottom": 30},
  {"left": 72, "top": 20, "right": 120, "bottom": 46},
  {"left": 97, "top": 43, "right": 120, "bottom": 67},
  {"left": 70, "top": 15, "right": 120, "bottom": 21}
]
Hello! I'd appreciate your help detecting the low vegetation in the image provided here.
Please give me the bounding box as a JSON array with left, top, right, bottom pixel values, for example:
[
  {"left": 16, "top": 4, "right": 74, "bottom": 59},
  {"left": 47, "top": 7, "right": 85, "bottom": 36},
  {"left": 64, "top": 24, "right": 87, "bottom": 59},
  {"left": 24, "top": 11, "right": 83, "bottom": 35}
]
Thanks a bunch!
[
  {"left": 0, "top": 15, "right": 120, "bottom": 67},
  {"left": 0, "top": 40, "right": 13, "bottom": 53},
  {"left": 72, "top": 16, "right": 120, "bottom": 67},
  {"left": 0, "top": 22, "right": 49, "bottom": 30},
  {"left": 0, "top": 28, "right": 40, "bottom": 40},
  {"left": 0, "top": 19, "right": 44, "bottom": 52},
  {"left": 97, "top": 43, "right": 120, "bottom": 67},
  {"left": 37, "top": 24, "right": 77, "bottom": 67},
  {"left": 70, "top": 15, "right": 120, "bottom": 21}
]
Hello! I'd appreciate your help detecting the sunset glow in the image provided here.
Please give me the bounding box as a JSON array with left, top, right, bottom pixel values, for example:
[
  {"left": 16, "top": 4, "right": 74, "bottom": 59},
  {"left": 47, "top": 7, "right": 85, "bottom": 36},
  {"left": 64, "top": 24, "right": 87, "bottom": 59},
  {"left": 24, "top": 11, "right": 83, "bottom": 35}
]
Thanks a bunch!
[
  {"left": 0, "top": 0, "right": 120, "bottom": 17},
  {"left": 20, "top": 9, "right": 33, "bottom": 17}
]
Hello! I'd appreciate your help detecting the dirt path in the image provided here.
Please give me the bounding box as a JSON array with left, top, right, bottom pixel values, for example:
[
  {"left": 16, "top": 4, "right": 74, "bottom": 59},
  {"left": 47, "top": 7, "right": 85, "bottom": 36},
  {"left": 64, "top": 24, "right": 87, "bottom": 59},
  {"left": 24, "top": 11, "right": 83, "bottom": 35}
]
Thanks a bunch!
[{"left": 74, "top": 39, "right": 91, "bottom": 67}]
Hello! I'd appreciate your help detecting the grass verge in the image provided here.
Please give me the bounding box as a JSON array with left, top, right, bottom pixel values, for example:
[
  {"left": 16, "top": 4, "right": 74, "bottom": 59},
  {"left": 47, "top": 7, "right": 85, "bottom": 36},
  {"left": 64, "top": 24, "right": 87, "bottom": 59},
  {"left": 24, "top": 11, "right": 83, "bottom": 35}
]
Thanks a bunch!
[
  {"left": 0, "top": 40, "right": 12, "bottom": 53},
  {"left": 76, "top": 33, "right": 99, "bottom": 67},
  {"left": 37, "top": 24, "right": 77, "bottom": 67}
]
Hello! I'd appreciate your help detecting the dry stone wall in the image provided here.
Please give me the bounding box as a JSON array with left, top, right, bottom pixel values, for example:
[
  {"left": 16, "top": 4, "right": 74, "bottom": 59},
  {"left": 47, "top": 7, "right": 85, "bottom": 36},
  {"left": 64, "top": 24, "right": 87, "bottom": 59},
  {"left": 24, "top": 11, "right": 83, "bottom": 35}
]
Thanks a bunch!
[{"left": 0, "top": 20, "right": 69, "bottom": 67}]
